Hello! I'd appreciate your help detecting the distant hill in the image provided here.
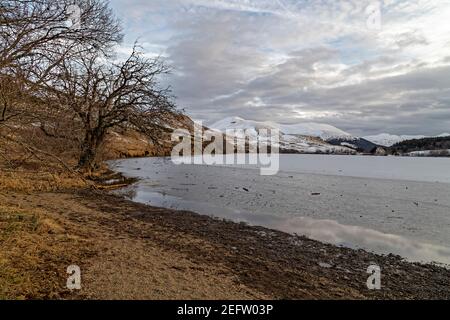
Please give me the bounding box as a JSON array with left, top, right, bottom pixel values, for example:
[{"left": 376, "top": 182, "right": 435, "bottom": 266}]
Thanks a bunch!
[
  {"left": 210, "top": 117, "right": 352, "bottom": 140},
  {"left": 326, "top": 137, "right": 379, "bottom": 153},
  {"left": 104, "top": 113, "right": 195, "bottom": 159},
  {"left": 388, "top": 136, "right": 450, "bottom": 156},
  {"left": 208, "top": 117, "right": 356, "bottom": 154},
  {"left": 209, "top": 117, "right": 388, "bottom": 154},
  {"left": 364, "top": 133, "right": 450, "bottom": 147}
]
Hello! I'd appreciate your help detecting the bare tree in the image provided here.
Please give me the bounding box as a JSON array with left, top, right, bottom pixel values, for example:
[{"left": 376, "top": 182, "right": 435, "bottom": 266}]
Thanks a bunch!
[
  {"left": 0, "top": 0, "right": 123, "bottom": 127},
  {"left": 43, "top": 46, "right": 180, "bottom": 170},
  {"left": 0, "top": 0, "right": 122, "bottom": 70},
  {"left": 0, "top": 74, "right": 25, "bottom": 123},
  {"left": 0, "top": 1, "right": 181, "bottom": 172}
]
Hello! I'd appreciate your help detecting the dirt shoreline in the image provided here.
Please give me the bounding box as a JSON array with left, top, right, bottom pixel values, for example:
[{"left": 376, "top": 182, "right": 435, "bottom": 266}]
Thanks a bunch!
[{"left": 2, "top": 182, "right": 450, "bottom": 299}]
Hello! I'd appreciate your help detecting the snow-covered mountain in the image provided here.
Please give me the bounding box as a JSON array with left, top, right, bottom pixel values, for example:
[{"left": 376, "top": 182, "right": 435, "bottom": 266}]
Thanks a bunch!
[
  {"left": 280, "top": 123, "right": 351, "bottom": 140},
  {"left": 364, "top": 133, "right": 450, "bottom": 147},
  {"left": 211, "top": 117, "right": 351, "bottom": 140},
  {"left": 209, "top": 117, "right": 356, "bottom": 154}
]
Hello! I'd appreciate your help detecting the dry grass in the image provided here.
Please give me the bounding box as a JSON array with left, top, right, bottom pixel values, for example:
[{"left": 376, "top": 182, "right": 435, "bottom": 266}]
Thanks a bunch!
[
  {"left": 0, "top": 159, "right": 95, "bottom": 299},
  {"left": 100, "top": 130, "right": 172, "bottom": 160},
  {"left": 0, "top": 169, "right": 88, "bottom": 193},
  {"left": 0, "top": 202, "right": 92, "bottom": 299}
]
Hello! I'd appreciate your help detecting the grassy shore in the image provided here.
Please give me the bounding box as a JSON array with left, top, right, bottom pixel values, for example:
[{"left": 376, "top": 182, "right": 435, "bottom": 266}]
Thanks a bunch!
[{"left": 1, "top": 168, "right": 450, "bottom": 300}]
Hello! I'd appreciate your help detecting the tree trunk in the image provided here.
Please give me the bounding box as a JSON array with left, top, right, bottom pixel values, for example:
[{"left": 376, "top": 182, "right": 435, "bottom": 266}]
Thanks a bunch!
[
  {"left": 77, "top": 130, "right": 105, "bottom": 171},
  {"left": 77, "top": 144, "right": 97, "bottom": 171}
]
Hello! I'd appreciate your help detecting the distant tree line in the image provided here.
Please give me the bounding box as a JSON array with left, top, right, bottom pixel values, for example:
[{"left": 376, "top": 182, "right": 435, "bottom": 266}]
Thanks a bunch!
[
  {"left": 0, "top": 0, "right": 180, "bottom": 171},
  {"left": 388, "top": 136, "right": 450, "bottom": 156}
]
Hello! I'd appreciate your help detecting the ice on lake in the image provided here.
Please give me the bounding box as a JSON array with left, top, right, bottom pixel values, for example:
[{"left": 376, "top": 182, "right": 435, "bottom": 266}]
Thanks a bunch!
[{"left": 110, "top": 154, "right": 450, "bottom": 265}]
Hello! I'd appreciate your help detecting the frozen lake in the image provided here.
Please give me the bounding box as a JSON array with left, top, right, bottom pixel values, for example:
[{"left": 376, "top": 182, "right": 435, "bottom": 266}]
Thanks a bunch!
[{"left": 110, "top": 155, "right": 450, "bottom": 265}]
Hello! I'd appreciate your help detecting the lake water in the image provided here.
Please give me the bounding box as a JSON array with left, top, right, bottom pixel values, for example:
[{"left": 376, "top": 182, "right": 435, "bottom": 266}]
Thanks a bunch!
[{"left": 110, "top": 154, "right": 450, "bottom": 265}]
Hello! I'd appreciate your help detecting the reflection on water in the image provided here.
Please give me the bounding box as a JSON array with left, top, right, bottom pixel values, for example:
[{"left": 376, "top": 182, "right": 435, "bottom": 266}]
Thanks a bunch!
[
  {"left": 111, "top": 156, "right": 450, "bottom": 266},
  {"left": 115, "top": 185, "right": 450, "bottom": 266}
]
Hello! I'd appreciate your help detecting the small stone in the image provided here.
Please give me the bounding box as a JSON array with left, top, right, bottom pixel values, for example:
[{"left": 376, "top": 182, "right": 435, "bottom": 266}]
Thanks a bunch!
[{"left": 318, "top": 262, "right": 333, "bottom": 268}]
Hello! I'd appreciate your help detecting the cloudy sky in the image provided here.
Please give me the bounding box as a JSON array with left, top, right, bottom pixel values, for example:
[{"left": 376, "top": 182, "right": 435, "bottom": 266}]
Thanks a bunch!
[{"left": 109, "top": 0, "right": 450, "bottom": 136}]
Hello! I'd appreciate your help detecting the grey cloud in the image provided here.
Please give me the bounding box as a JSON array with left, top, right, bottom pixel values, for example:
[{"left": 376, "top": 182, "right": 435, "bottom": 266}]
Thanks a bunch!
[
  {"left": 394, "top": 31, "right": 429, "bottom": 48},
  {"left": 109, "top": 0, "right": 450, "bottom": 136}
]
